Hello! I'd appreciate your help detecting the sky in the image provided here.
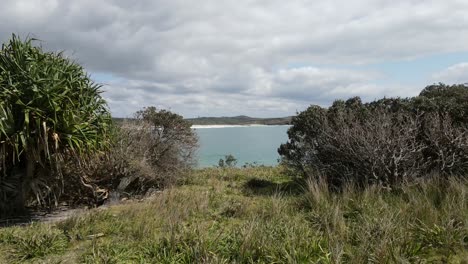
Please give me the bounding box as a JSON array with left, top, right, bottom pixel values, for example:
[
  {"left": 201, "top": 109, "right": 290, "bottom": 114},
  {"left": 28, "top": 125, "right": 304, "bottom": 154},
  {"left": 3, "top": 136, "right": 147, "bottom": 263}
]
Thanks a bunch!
[{"left": 1, "top": 0, "right": 468, "bottom": 118}]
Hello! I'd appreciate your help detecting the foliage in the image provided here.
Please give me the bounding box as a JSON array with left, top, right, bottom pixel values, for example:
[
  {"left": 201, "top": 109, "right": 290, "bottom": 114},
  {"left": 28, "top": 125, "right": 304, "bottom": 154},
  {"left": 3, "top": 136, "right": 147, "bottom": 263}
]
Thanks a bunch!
[
  {"left": 0, "top": 35, "right": 111, "bottom": 215},
  {"left": 279, "top": 84, "right": 468, "bottom": 187},
  {"left": 59, "top": 106, "right": 198, "bottom": 204},
  {"left": 0, "top": 167, "right": 466, "bottom": 263},
  {"left": 127, "top": 106, "right": 198, "bottom": 188},
  {"left": 417, "top": 83, "right": 468, "bottom": 124},
  {"left": 218, "top": 154, "right": 237, "bottom": 168}
]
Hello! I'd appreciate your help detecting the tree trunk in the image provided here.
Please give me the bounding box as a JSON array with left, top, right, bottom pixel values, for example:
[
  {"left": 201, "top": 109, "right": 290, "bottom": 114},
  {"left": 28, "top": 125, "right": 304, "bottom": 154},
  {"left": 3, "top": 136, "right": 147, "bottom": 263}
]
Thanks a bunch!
[{"left": 14, "top": 159, "right": 35, "bottom": 212}]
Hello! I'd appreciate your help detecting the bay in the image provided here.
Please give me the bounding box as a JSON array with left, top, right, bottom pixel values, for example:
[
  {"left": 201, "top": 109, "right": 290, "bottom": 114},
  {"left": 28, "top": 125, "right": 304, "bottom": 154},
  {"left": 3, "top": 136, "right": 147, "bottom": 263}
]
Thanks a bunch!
[{"left": 193, "top": 125, "right": 290, "bottom": 167}]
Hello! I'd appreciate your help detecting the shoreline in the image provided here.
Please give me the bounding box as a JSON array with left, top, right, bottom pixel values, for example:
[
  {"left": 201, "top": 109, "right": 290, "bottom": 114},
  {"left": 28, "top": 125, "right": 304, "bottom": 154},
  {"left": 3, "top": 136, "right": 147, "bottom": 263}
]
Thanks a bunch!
[{"left": 191, "top": 124, "right": 291, "bottom": 129}]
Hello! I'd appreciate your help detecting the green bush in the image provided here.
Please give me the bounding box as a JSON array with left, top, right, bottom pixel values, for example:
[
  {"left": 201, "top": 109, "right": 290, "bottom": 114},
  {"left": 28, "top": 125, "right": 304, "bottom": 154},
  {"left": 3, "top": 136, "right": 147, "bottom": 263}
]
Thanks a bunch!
[
  {"left": 218, "top": 154, "right": 237, "bottom": 168},
  {"left": 59, "top": 106, "right": 198, "bottom": 204},
  {"left": 279, "top": 84, "right": 468, "bottom": 187},
  {"left": 111, "top": 107, "right": 198, "bottom": 195},
  {"left": 0, "top": 35, "right": 111, "bottom": 215}
]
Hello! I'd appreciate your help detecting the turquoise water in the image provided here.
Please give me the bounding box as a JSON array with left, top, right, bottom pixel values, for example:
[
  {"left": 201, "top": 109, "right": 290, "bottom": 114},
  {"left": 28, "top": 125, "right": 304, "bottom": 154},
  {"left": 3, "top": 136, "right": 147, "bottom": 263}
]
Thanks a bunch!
[{"left": 194, "top": 125, "right": 290, "bottom": 167}]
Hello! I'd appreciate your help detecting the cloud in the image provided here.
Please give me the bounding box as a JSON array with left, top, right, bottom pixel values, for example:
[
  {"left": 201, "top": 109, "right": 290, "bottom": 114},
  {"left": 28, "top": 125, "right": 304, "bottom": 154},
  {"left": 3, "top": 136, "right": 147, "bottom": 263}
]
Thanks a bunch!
[
  {"left": 432, "top": 63, "right": 468, "bottom": 84},
  {"left": 103, "top": 80, "right": 306, "bottom": 118},
  {"left": 101, "top": 66, "right": 400, "bottom": 118},
  {"left": 1, "top": 0, "right": 468, "bottom": 117},
  {"left": 269, "top": 67, "right": 381, "bottom": 101}
]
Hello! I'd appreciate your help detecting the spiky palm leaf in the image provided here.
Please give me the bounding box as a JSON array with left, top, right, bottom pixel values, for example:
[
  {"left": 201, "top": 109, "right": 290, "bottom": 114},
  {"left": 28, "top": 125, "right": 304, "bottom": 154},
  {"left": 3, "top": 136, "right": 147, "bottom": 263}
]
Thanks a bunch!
[{"left": 0, "top": 34, "right": 111, "bottom": 213}]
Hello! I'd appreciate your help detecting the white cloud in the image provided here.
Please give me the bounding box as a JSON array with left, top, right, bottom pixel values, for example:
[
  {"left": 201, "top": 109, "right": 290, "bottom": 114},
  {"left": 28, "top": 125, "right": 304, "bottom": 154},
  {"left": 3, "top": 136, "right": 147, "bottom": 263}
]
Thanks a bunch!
[
  {"left": 432, "top": 63, "right": 468, "bottom": 84},
  {"left": 1, "top": 0, "right": 467, "bottom": 116}
]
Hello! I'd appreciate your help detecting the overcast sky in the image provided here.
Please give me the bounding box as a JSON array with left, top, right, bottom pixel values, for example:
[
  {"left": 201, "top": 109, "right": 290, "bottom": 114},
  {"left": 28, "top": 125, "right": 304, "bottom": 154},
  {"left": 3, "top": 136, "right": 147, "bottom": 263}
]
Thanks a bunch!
[{"left": 1, "top": 0, "right": 468, "bottom": 117}]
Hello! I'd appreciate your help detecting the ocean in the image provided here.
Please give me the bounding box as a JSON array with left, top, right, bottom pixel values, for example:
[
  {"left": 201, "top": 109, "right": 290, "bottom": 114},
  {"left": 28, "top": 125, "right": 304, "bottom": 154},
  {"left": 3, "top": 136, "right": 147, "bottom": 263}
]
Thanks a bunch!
[{"left": 193, "top": 125, "right": 290, "bottom": 167}]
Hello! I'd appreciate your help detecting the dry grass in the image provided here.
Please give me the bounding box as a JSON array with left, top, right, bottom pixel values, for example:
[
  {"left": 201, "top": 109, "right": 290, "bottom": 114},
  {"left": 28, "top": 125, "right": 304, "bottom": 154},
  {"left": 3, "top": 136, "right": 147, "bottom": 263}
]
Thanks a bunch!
[{"left": 0, "top": 167, "right": 466, "bottom": 263}]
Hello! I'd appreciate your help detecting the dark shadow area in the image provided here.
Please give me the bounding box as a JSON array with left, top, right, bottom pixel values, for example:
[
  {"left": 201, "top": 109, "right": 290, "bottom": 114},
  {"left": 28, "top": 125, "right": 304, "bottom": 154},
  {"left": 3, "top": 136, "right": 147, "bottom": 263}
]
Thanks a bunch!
[
  {"left": 0, "top": 215, "right": 33, "bottom": 228},
  {"left": 242, "top": 177, "right": 305, "bottom": 196},
  {"left": 0, "top": 206, "right": 83, "bottom": 228},
  {"left": 0, "top": 208, "right": 45, "bottom": 227}
]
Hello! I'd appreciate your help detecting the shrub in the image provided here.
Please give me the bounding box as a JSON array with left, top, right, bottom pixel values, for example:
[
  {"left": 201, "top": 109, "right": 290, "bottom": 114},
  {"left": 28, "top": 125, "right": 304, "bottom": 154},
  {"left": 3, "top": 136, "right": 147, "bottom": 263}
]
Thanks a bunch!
[
  {"left": 60, "top": 107, "right": 198, "bottom": 204},
  {"left": 279, "top": 84, "right": 468, "bottom": 187},
  {"left": 219, "top": 154, "right": 238, "bottom": 168},
  {"left": 0, "top": 35, "right": 111, "bottom": 215},
  {"left": 116, "top": 107, "right": 198, "bottom": 193}
]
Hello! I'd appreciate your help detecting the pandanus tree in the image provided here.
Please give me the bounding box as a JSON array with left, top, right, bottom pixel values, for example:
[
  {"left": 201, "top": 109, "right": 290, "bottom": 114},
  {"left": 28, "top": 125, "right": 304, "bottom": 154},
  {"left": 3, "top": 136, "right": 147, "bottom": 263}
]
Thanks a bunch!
[{"left": 0, "top": 35, "right": 111, "bottom": 214}]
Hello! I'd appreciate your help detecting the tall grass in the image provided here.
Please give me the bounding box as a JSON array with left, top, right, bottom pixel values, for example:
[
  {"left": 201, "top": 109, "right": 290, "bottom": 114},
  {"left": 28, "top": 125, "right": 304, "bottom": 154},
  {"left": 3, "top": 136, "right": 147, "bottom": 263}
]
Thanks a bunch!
[
  {"left": 0, "top": 167, "right": 466, "bottom": 263},
  {"left": 304, "top": 176, "right": 467, "bottom": 263}
]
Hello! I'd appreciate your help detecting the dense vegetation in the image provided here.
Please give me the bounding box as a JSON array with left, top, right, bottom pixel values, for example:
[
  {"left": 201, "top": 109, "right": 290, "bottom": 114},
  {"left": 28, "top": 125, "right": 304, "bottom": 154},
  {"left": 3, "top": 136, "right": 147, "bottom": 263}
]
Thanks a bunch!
[
  {"left": 279, "top": 84, "right": 468, "bottom": 188},
  {"left": 0, "top": 36, "right": 197, "bottom": 217},
  {"left": 0, "top": 35, "right": 112, "bottom": 216},
  {"left": 57, "top": 107, "right": 198, "bottom": 206},
  {"left": 0, "top": 167, "right": 466, "bottom": 263}
]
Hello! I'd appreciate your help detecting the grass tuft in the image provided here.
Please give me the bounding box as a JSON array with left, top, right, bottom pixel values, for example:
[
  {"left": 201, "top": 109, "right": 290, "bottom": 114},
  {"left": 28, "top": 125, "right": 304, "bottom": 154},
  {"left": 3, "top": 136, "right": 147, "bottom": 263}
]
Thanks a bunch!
[{"left": 0, "top": 167, "right": 466, "bottom": 263}]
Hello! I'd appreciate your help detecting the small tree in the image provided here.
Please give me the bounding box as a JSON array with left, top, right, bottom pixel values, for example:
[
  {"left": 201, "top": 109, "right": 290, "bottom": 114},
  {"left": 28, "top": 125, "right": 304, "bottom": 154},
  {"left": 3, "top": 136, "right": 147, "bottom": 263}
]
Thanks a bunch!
[
  {"left": 218, "top": 154, "right": 237, "bottom": 168},
  {"left": 0, "top": 35, "right": 111, "bottom": 214},
  {"left": 110, "top": 107, "right": 198, "bottom": 192},
  {"left": 135, "top": 107, "right": 198, "bottom": 173}
]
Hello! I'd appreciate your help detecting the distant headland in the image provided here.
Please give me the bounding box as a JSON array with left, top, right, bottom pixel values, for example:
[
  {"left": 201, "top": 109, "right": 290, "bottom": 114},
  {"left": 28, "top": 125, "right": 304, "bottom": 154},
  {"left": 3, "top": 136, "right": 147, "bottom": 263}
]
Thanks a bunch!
[
  {"left": 185, "top": 115, "right": 292, "bottom": 126},
  {"left": 112, "top": 115, "right": 292, "bottom": 126}
]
